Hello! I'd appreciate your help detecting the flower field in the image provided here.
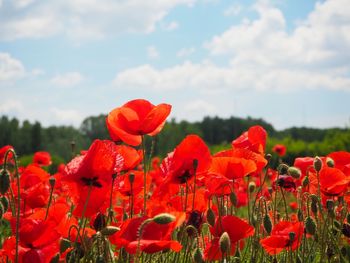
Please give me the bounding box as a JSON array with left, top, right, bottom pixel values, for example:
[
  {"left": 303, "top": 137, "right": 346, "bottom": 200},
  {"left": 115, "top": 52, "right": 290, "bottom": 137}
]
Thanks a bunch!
[{"left": 1, "top": 99, "right": 350, "bottom": 263}]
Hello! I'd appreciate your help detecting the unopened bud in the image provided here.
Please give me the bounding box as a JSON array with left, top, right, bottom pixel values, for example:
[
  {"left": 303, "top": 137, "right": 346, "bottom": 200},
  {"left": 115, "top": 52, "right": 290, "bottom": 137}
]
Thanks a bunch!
[
  {"left": 326, "top": 157, "right": 334, "bottom": 168},
  {"left": 265, "top": 153, "right": 272, "bottom": 161},
  {"left": 0, "top": 169, "right": 10, "bottom": 195},
  {"left": 248, "top": 182, "right": 256, "bottom": 193},
  {"left": 314, "top": 157, "right": 322, "bottom": 172},
  {"left": 334, "top": 220, "right": 341, "bottom": 230},
  {"left": 230, "top": 192, "right": 237, "bottom": 206},
  {"left": 152, "top": 213, "right": 175, "bottom": 225},
  {"left": 326, "top": 199, "right": 334, "bottom": 212},
  {"left": 342, "top": 223, "right": 350, "bottom": 238},
  {"left": 193, "top": 248, "right": 204, "bottom": 263},
  {"left": 100, "top": 226, "right": 120, "bottom": 236},
  {"left": 93, "top": 213, "right": 107, "bottom": 231},
  {"left": 277, "top": 164, "right": 289, "bottom": 175},
  {"left": 263, "top": 214, "right": 272, "bottom": 235},
  {"left": 60, "top": 238, "right": 71, "bottom": 253},
  {"left": 305, "top": 216, "right": 316, "bottom": 235},
  {"left": 219, "top": 232, "right": 231, "bottom": 254},
  {"left": 310, "top": 195, "right": 318, "bottom": 215},
  {"left": 302, "top": 176, "right": 309, "bottom": 187},
  {"left": 206, "top": 208, "right": 216, "bottom": 227},
  {"left": 289, "top": 232, "right": 296, "bottom": 243},
  {"left": 288, "top": 167, "right": 301, "bottom": 179}
]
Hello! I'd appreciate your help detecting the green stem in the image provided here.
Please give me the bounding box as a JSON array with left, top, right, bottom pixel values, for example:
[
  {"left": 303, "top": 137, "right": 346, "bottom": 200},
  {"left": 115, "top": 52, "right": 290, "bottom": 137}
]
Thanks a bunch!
[
  {"left": 45, "top": 182, "right": 54, "bottom": 220},
  {"left": 141, "top": 136, "right": 148, "bottom": 215}
]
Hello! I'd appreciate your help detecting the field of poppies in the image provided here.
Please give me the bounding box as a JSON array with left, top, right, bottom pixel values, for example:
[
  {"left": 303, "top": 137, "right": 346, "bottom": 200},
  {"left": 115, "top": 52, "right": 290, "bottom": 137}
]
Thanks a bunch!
[{"left": 1, "top": 99, "right": 350, "bottom": 263}]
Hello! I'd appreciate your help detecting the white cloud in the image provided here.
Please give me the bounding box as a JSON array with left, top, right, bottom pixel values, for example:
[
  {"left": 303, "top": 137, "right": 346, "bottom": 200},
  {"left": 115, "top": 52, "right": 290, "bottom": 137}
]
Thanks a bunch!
[
  {"left": 184, "top": 99, "right": 217, "bottom": 115},
  {"left": 0, "top": 0, "right": 195, "bottom": 41},
  {"left": 147, "top": 46, "right": 160, "bottom": 59},
  {"left": 176, "top": 47, "right": 195, "bottom": 57},
  {"left": 0, "top": 53, "right": 25, "bottom": 82},
  {"left": 163, "top": 21, "right": 179, "bottom": 31},
  {"left": 223, "top": 3, "right": 242, "bottom": 16},
  {"left": 0, "top": 99, "right": 24, "bottom": 114},
  {"left": 51, "top": 72, "right": 84, "bottom": 87}
]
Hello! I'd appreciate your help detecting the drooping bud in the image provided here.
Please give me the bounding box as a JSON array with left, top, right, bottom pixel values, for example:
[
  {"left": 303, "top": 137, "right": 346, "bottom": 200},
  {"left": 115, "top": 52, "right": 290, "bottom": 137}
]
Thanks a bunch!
[
  {"left": 248, "top": 181, "right": 256, "bottom": 193},
  {"left": 305, "top": 216, "right": 316, "bottom": 235},
  {"left": 206, "top": 208, "right": 216, "bottom": 227},
  {"left": 60, "top": 238, "right": 71, "bottom": 253},
  {"left": 302, "top": 176, "right": 309, "bottom": 187},
  {"left": 287, "top": 167, "right": 301, "bottom": 179},
  {"left": 219, "top": 232, "right": 231, "bottom": 254},
  {"left": 0, "top": 169, "right": 10, "bottom": 195},
  {"left": 100, "top": 226, "right": 120, "bottom": 236},
  {"left": 230, "top": 192, "right": 237, "bottom": 206},
  {"left": 263, "top": 214, "right": 272, "bottom": 235},
  {"left": 193, "top": 248, "right": 204, "bottom": 263},
  {"left": 152, "top": 213, "right": 175, "bottom": 225},
  {"left": 313, "top": 156, "right": 322, "bottom": 172},
  {"left": 326, "top": 157, "right": 334, "bottom": 168}
]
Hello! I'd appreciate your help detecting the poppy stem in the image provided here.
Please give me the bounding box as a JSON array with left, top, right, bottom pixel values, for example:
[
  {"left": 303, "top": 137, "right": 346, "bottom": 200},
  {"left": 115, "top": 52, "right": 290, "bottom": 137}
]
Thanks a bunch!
[
  {"left": 4, "top": 149, "right": 20, "bottom": 263},
  {"left": 108, "top": 173, "right": 117, "bottom": 223},
  {"left": 45, "top": 178, "right": 55, "bottom": 220},
  {"left": 141, "top": 135, "right": 148, "bottom": 215}
]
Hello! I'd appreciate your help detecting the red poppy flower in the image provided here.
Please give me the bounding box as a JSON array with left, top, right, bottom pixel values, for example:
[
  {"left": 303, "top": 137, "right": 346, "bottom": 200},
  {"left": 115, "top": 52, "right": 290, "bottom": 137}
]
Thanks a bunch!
[
  {"left": 319, "top": 167, "right": 349, "bottom": 196},
  {"left": 260, "top": 221, "right": 304, "bottom": 255},
  {"left": 204, "top": 215, "right": 254, "bottom": 260},
  {"left": 107, "top": 99, "right": 171, "bottom": 146},
  {"left": 33, "top": 151, "right": 52, "bottom": 166},
  {"left": 64, "top": 139, "right": 119, "bottom": 188},
  {"left": 328, "top": 151, "right": 350, "bottom": 176},
  {"left": 272, "top": 144, "right": 287, "bottom": 157},
  {"left": 0, "top": 145, "right": 14, "bottom": 165},
  {"left": 111, "top": 215, "right": 182, "bottom": 254},
  {"left": 232, "top": 126, "right": 267, "bottom": 155},
  {"left": 160, "top": 135, "right": 212, "bottom": 184}
]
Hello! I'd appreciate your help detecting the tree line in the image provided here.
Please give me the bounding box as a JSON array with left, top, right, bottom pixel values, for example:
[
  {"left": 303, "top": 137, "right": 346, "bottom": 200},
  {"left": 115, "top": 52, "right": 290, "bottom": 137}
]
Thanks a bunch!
[{"left": 1, "top": 115, "right": 349, "bottom": 166}]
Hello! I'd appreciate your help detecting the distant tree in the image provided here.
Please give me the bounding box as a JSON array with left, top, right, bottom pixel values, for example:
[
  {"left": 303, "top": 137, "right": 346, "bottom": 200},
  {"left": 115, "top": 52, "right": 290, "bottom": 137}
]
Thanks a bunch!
[
  {"left": 31, "top": 122, "right": 42, "bottom": 152},
  {"left": 80, "top": 114, "right": 109, "bottom": 141}
]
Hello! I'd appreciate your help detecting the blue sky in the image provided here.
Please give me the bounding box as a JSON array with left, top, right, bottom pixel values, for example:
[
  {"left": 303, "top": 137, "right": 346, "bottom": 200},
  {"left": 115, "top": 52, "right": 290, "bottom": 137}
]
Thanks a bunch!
[{"left": 1, "top": 0, "right": 349, "bottom": 130}]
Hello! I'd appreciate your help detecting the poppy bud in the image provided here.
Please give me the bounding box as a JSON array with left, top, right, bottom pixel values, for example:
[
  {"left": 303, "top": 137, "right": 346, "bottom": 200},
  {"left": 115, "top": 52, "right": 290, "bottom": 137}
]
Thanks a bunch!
[
  {"left": 305, "top": 216, "right": 316, "bottom": 235},
  {"left": 326, "top": 199, "right": 334, "bottom": 213},
  {"left": 263, "top": 214, "right": 272, "bottom": 234},
  {"left": 342, "top": 223, "right": 350, "bottom": 238},
  {"left": 297, "top": 209, "right": 303, "bottom": 222},
  {"left": 314, "top": 156, "right": 322, "bottom": 172},
  {"left": 0, "top": 196, "right": 9, "bottom": 213},
  {"left": 0, "top": 169, "right": 10, "bottom": 195},
  {"left": 248, "top": 182, "right": 256, "bottom": 193},
  {"left": 310, "top": 195, "right": 318, "bottom": 214},
  {"left": 287, "top": 167, "right": 301, "bottom": 179},
  {"left": 302, "top": 176, "right": 309, "bottom": 187},
  {"left": 265, "top": 153, "right": 272, "bottom": 161},
  {"left": 206, "top": 208, "right": 216, "bottom": 227},
  {"left": 60, "top": 238, "right": 71, "bottom": 253},
  {"left": 152, "top": 213, "right": 175, "bottom": 225},
  {"left": 326, "top": 157, "right": 334, "bottom": 168},
  {"left": 277, "top": 164, "right": 289, "bottom": 175},
  {"left": 128, "top": 173, "right": 135, "bottom": 184},
  {"left": 230, "top": 192, "right": 237, "bottom": 206},
  {"left": 49, "top": 177, "right": 56, "bottom": 188},
  {"left": 93, "top": 213, "right": 107, "bottom": 231},
  {"left": 193, "top": 248, "right": 204, "bottom": 263},
  {"left": 219, "top": 232, "right": 231, "bottom": 254},
  {"left": 101, "top": 226, "right": 120, "bottom": 236}
]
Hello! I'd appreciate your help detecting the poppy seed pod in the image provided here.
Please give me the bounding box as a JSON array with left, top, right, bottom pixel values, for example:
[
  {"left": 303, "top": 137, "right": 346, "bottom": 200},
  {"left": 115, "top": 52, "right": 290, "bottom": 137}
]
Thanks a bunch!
[
  {"left": 49, "top": 177, "right": 56, "bottom": 188},
  {"left": 314, "top": 156, "right": 322, "bottom": 172},
  {"left": 219, "top": 232, "right": 231, "bottom": 254},
  {"left": 128, "top": 173, "right": 135, "bottom": 184},
  {"left": 0, "top": 169, "right": 10, "bottom": 195},
  {"left": 305, "top": 216, "right": 317, "bottom": 235},
  {"left": 248, "top": 181, "right": 256, "bottom": 193},
  {"left": 152, "top": 213, "right": 175, "bottom": 225},
  {"left": 277, "top": 163, "right": 289, "bottom": 175},
  {"left": 288, "top": 167, "right": 301, "bottom": 179}
]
